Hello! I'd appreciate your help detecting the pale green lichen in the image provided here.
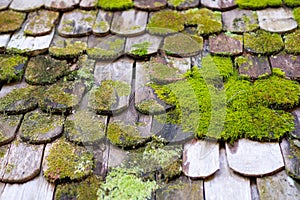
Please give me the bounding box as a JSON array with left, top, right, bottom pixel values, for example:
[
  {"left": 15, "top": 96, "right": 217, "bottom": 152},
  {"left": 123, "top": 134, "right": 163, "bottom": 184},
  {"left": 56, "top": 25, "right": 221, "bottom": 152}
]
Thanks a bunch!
[
  {"left": 49, "top": 41, "right": 87, "bottom": 59},
  {"left": 232, "top": 13, "right": 259, "bottom": 32},
  {"left": 0, "top": 10, "right": 26, "bottom": 33},
  {"left": 0, "top": 55, "right": 28, "bottom": 83}
]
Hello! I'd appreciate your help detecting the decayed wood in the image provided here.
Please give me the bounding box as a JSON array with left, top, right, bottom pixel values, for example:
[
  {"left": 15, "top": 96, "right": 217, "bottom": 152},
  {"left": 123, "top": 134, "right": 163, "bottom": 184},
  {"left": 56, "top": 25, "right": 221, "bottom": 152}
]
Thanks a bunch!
[
  {"left": 0, "top": 34, "right": 10, "bottom": 52},
  {"left": 237, "top": 55, "right": 271, "bottom": 79},
  {"left": 0, "top": 114, "right": 22, "bottom": 145},
  {"left": 80, "top": 0, "right": 97, "bottom": 9},
  {"left": 10, "top": 0, "right": 44, "bottom": 11},
  {"left": 45, "top": 0, "right": 80, "bottom": 11},
  {"left": 280, "top": 139, "right": 300, "bottom": 180},
  {"left": 201, "top": 0, "right": 236, "bottom": 10},
  {"left": 92, "top": 10, "right": 113, "bottom": 36},
  {"left": 0, "top": 0, "right": 12, "bottom": 10}
]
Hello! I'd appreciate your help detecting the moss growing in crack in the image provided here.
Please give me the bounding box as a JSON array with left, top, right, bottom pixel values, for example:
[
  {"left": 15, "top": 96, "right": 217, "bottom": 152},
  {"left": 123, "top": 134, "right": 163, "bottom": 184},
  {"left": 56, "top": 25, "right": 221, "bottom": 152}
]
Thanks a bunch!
[
  {"left": 49, "top": 41, "right": 87, "bottom": 59},
  {"left": 147, "top": 10, "right": 185, "bottom": 35},
  {"left": 0, "top": 55, "right": 27, "bottom": 83},
  {"left": 107, "top": 121, "right": 145, "bottom": 148},
  {"left": 293, "top": 7, "right": 300, "bottom": 25},
  {"left": 130, "top": 42, "right": 151, "bottom": 57},
  {"left": 44, "top": 139, "right": 94, "bottom": 183},
  {"left": 284, "top": 0, "right": 300, "bottom": 6},
  {"left": 284, "top": 30, "right": 300, "bottom": 54},
  {"left": 65, "top": 110, "right": 106, "bottom": 145},
  {"left": 135, "top": 99, "right": 165, "bottom": 114},
  {"left": 272, "top": 68, "right": 286, "bottom": 77},
  {"left": 163, "top": 33, "right": 203, "bottom": 57},
  {"left": 236, "top": 0, "right": 282, "bottom": 9},
  {"left": 0, "top": 10, "right": 26, "bottom": 33},
  {"left": 55, "top": 175, "right": 102, "bottom": 200},
  {"left": 97, "top": 167, "right": 157, "bottom": 200},
  {"left": 184, "top": 8, "right": 223, "bottom": 35},
  {"left": 25, "top": 56, "right": 72, "bottom": 85},
  {"left": 97, "top": 0, "right": 133, "bottom": 10},
  {"left": 244, "top": 30, "right": 284, "bottom": 55},
  {"left": 88, "top": 80, "right": 130, "bottom": 113}
]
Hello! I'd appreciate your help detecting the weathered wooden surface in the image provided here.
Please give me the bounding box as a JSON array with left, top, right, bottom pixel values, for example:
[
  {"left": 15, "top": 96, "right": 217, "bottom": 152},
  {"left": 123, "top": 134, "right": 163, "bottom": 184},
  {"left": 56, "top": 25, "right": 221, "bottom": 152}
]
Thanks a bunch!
[
  {"left": 237, "top": 55, "right": 271, "bottom": 79},
  {"left": 270, "top": 54, "right": 300, "bottom": 80},
  {"left": 0, "top": 141, "right": 44, "bottom": 183},
  {"left": 134, "top": 0, "right": 166, "bottom": 11},
  {"left": 24, "top": 10, "right": 59, "bottom": 36},
  {"left": 168, "top": 0, "right": 199, "bottom": 10},
  {"left": 0, "top": 34, "right": 10, "bottom": 52},
  {"left": 209, "top": 33, "right": 243, "bottom": 56},
  {"left": 0, "top": 0, "right": 12, "bottom": 10},
  {"left": 280, "top": 139, "right": 300, "bottom": 180},
  {"left": 0, "top": 114, "right": 22, "bottom": 145},
  {"left": 183, "top": 139, "right": 219, "bottom": 178},
  {"left": 226, "top": 139, "right": 284, "bottom": 176},
  {"left": 80, "top": 0, "right": 97, "bottom": 9},
  {"left": 111, "top": 10, "right": 148, "bottom": 36},
  {"left": 201, "top": 0, "right": 236, "bottom": 10},
  {"left": 292, "top": 108, "right": 300, "bottom": 139},
  {"left": 222, "top": 9, "right": 259, "bottom": 33},
  {"left": 257, "top": 170, "right": 300, "bottom": 200},
  {"left": 10, "top": 0, "right": 44, "bottom": 11},
  {"left": 257, "top": 8, "right": 297, "bottom": 33},
  {"left": 58, "top": 9, "right": 97, "bottom": 37},
  {"left": 107, "top": 144, "right": 128, "bottom": 168},
  {"left": 92, "top": 10, "right": 113, "bottom": 36},
  {"left": 204, "top": 148, "right": 251, "bottom": 200},
  {"left": 0, "top": 173, "right": 55, "bottom": 200},
  {"left": 7, "top": 27, "right": 55, "bottom": 56},
  {"left": 45, "top": 0, "right": 80, "bottom": 11}
]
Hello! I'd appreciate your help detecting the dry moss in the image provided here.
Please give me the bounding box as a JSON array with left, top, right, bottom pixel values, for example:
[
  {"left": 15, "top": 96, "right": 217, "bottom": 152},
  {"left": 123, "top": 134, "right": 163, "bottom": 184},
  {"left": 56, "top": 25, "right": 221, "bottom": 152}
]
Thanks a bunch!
[
  {"left": 0, "top": 10, "right": 26, "bottom": 33},
  {"left": 0, "top": 55, "right": 28, "bottom": 83}
]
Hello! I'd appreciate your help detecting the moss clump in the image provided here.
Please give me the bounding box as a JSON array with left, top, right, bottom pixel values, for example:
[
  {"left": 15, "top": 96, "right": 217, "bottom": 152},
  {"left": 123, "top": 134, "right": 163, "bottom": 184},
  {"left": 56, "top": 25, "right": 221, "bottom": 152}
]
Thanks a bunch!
[
  {"left": 44, "top": 139, "right": 94, "bottom": 183},
  {"left": 107, "top": 121, "right": 145, "bottom": 148},
  {"left": 0, "top": 86, "right": 39, "bottom": 114},
  {"left": 49, "top": 41, "right": 87, "bottom": 59},
  {"left": 20, "top": 110, "right": 64, "bottom": 144},
  {"left": 284, "top": 0, "right": 300, "bottom": 6},
  {"left": 147, "top": 10, "right": 185, "bottom": 35},
  {"left": 25, "top": 56, "right": 72, "bottom": 85},
  {"left": 88, "top": 80, "right": 131, "bottom": 113},
  {"left": 97, "top": 167, "right": 157, "bottom": 200},
  {"left": 272, "top": 68, "right": 286, "bottom": 77},
  {"left": 284, "top": 30, "right": 300, "bottom": 54},
  {"left": 163, "top": 33, "right": 203, "bottom": 57},
  {"left": 130, "top": 42, "right": 151, "bottom": 57},
  {"left": 236, "top": 0, "right": 282, "bottom": 9},
  {"left": 0, "top": 10, "right": 26, "bottom": 33},
  {"left": 293, "top": 7, "right": 300, "bottom": 25},
  {"left": 0, "top": 55, "right": 28, "bottom": 83},
  {"left": 65, "top": 110, "right": 106, "bottom": 145},
  {"left": 135, "top": 99, "right": 165, "bottom": 114},
  {"left": 184, "top": 8, "right": 223, "bottom": 35},
  {"left": 97, "top": 0, "right": 133, "bottom": 10},
  {"left": 0, "top": 114, "right": 21, "bottom": 144},
  {"left": 55, "top": 175, "right": 102, "bottom": 200},
  {"left": 244, "top": 30, "right": 284, "bottom": 55}
]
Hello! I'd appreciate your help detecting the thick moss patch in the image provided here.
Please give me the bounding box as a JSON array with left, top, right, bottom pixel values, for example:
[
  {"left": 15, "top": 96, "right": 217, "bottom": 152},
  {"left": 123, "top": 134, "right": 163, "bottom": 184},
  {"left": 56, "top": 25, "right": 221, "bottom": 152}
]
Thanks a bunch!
[
  {"left": 135, "top": 99, "right": 165, "bottom": 115},
  {"left": 25, "top": 56, "right": 74, "bottom": 85},
  {"left": 97, "top": 167, "right": 157, "bottom": 200},
  {"left": 184, "top": 8, "right": 223, "bottom": 35},
  {"left": 97, "top": 0, "right": 133, "bottom": 10},
  {"left": 284, "top": 0, "right": 300, "bottom": 6},
  {"left": 0, "top": 10, "right": 26, "bottom": 33},
  {"left": 55, "top": 175, "right": 102, "bottom": 200},
  {"left": 44, "top": 139, "right": 94, "bottom": 183},
  {"left": 163, "top": 33, "right": 203, "bottom": 57},
  {"left": 88, "top": 80, "right": 131, "bottom": 114},
  {"left": 236, "top": 0, "right": 282, "bottom": 9},
  {"left": 0, "top": 55, "right": 28, "bottom": 83},
  {"left": 147, "top": 10, "right": 185, "bottom": 35},
  {"left": 65, "top": 110, "right": 106, "bottom": 145},
  {"left": 244, "top": 30, "right": 284, "bottom": 55},
  {"left": 293, "top": 7, "right": 300, "bottom": 25},
  {"left": 284, "top": 30, "right": 300, "bottom": 54},
  {"left": 49, "top": 41, "right": 87, "bottom": 59}
]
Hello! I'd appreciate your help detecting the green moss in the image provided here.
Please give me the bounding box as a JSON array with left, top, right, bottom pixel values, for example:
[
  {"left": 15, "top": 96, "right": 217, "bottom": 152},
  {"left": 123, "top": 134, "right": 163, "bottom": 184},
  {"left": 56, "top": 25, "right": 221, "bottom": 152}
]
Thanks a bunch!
[
  {"left": 232, "top": 13, "right": 259, "bottom": 32},
  {"left": 244, "top": 30, "right": 284, "bottom": 55},
  {"left": 284, "top": 0, "right": 300, "bottom": 6},
  {"left": 184, "top": 8, "right": 223, "bottom": 35},
  {"left": 130, "top": 42, "right": 151, "bottom": 57},
  {"left": 93, "top": 21, "right": 109, "bottom": 31},
  {"left": 20, "top": 110, "right": 64, "bottom": 143},
  {"left": 107, "top": 121, "right": 145, "bottom": 148},
  {"left": 97, "top": 0, "right": 133, "bottom": 10},
  {"left": 0, "top": 55, "right": 27, "bottom": 83},
  {"left": 55, "top": 175, "right": 102, "bottom": 200},
  {"left": 168, "top": 0, "right": 192, "bottom": 7},
  {"left": 285, "top": 30, "right": 300, "bottom": 54},
  {"left": 293, "top": 7, "right": 300, "bottom": 25},
  {"left": 0, "top": 10, "right": 26, "bottom": 33},
  {"left": 0, "top": 114, "right": 21, "bottom": 143},
  {"left": 44, "top": 139, "right": 94, "bottom": 183},
  {"left": 88, "top": 80, "right": 130, "bottom": 113},
  {"left": 65, "top": 110, "right": 106, "bottom": 145},
  {"left": 135, "top": 99, "right": 165, "bottom": 114},
  {"left": 163, "top": 33, "right": 203, "bottom": 57},
  {"left": 147, "top": 10, "right": 185, "bottom": 35},
  {"left": 272, "top": 68, "right": 286, "bottom": 77},
  {"left": 236, "top": 0, "right": 282, "bottom": 9},
  {"left": 49, "top": 41, "right": 87, "bottom": 59},
  {"left": 97, "top": 167, "right": 157, "bottom": 200},
  {"left": 25, "top": 56, "right": 71, "bottom": 85}
]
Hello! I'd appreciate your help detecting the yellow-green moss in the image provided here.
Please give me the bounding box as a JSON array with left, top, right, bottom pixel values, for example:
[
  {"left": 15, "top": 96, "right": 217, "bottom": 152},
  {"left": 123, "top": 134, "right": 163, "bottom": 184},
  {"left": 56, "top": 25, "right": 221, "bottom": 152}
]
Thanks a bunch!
[
  {"left": 0, "top": 55, "right": 27, "bottom": 83},
  {"left": 44, "top": 139, "right": 94, "bottom": 183},
  {"left": 236, "top": 0, "right": 282, "bottom": 9},
  {"left": 65, "top": 110, "right": 106, "bottom": 145},
  {"left": 135, "top": 99, "right": 165, "bottom": 114},
  {"left": 184, "top": 8, "right": 223, "bottom": 35},
  {"left": 168, "top": 0, "right": 192, "bottom": 7},
  {"left": 284, "top": 30, "right": 300, "bottom": 54},
  {"left": 0, "top": 10, "right": 26, "bottom": 33},
  {"left": 49, "top": 41, "right": 87, "bottom": 59},
  {"left": 147, "top": 10, "right": 185, "bottom": 35},
  {"left": 0, "top": 114, "right": 21, "bottom": 143},
  {"left": 130, "top": 42, "right": 151, "bottom": 57},
  {"left": 97, "top": 0, "right": 133, "bottom": 10},
  {"left": 244, "top": 30, "right": 284, "bottom": 55},
  {"left": 284, "top": 0, "right": 300, "bottom": 6},
  {"left": 293, "top": 7, "right": 300, "bottom": 25}
]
